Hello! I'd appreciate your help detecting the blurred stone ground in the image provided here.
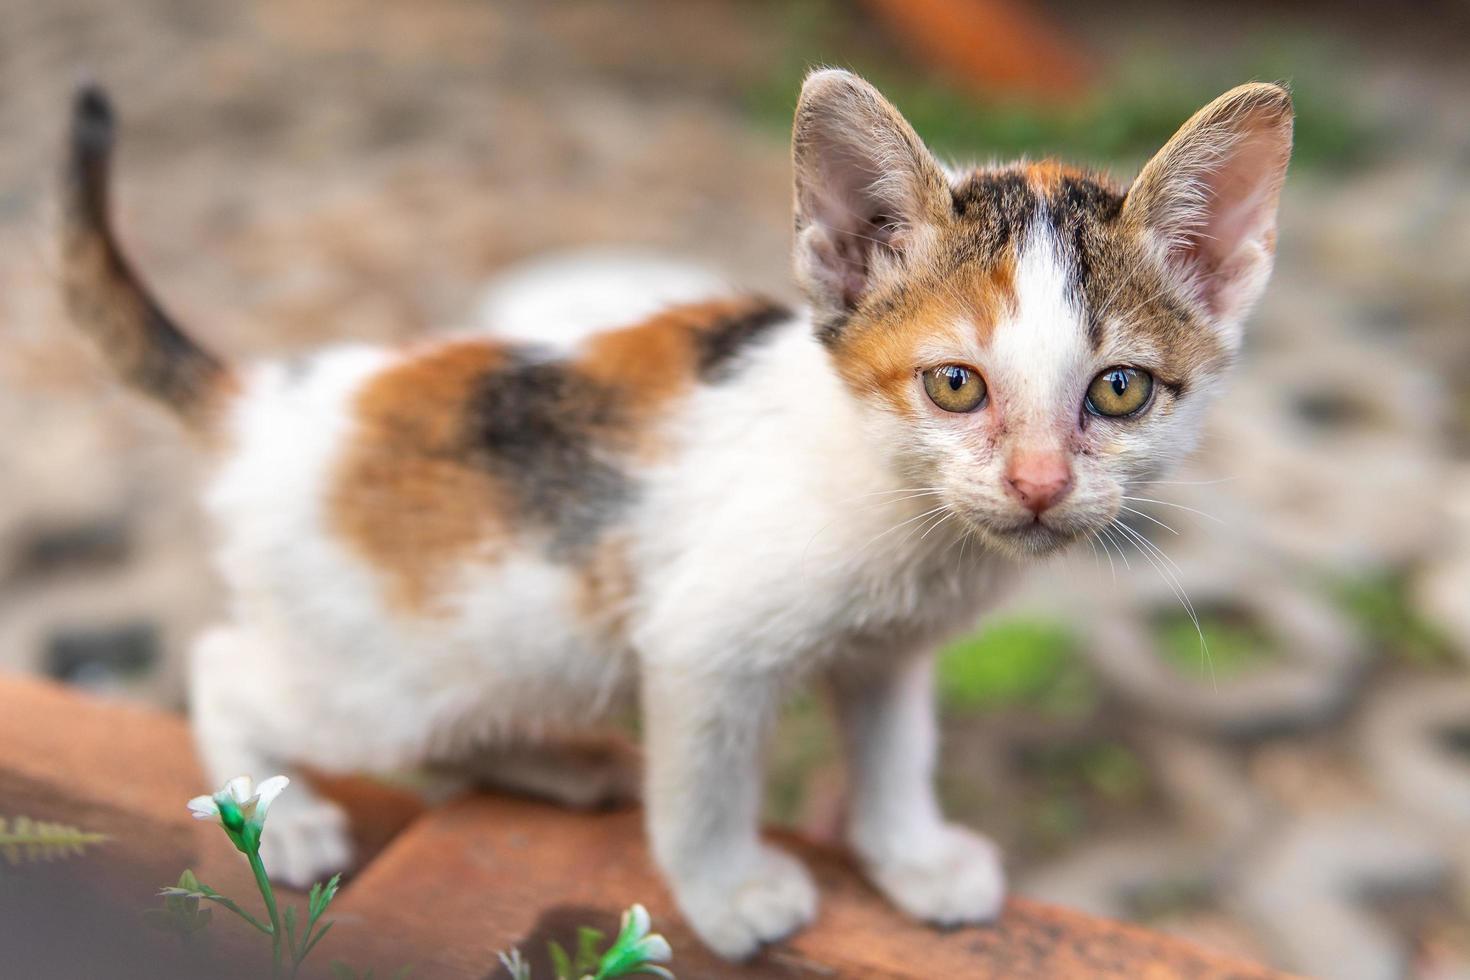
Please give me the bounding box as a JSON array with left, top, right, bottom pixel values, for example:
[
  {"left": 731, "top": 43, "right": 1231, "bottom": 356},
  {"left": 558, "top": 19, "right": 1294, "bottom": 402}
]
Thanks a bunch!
[{"left": 1, "top": 2, "right": 1468, "bottom": 978}]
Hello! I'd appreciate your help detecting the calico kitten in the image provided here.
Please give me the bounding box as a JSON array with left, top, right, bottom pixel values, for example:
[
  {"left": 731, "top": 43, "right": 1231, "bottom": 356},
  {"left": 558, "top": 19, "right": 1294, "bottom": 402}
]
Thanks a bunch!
[{"left": 59, "top": 71, "right": 1291, "bottom": 959}]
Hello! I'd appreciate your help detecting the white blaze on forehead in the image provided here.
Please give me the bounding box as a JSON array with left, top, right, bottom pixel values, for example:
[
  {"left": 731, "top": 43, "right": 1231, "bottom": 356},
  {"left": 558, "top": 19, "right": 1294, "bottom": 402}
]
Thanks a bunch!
[{"left": 986, "top": 223, "right": 1090, "bottom": 437}]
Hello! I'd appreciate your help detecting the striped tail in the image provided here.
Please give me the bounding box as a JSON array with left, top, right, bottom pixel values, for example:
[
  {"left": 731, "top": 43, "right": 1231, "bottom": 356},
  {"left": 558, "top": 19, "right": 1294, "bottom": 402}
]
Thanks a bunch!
[{"left": 60, "top": 83, "right": 233, "bottom": 430}]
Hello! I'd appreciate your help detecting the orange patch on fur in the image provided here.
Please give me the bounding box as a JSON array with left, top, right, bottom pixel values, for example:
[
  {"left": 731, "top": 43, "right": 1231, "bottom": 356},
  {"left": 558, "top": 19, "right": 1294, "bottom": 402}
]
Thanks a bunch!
[
  {"left": 833, "top": 256, "right": 1017, "bottom": 413},
  {"left": 577, "top": 299, "right": 769, "bottom": 404},
  {"left": 575, "top": 309, "right": 699, "bottom": 412},
  {"left": 1023, "top": 159, "right": 1090, "bottom": 194},
  {"left": 575, "top": 297, "right": 781, "bottom": 455},
  {"left": 329, "top": 340, "right": 509, "bottom": 616}
]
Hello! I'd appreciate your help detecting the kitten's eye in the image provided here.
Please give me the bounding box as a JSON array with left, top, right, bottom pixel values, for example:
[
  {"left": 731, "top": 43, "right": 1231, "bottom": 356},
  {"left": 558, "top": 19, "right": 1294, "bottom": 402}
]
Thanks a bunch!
[
  {"left": 1086, "top": 367, "right": 1154, "bottom": 418},
  {"left": 922, "top": 365, "right": 987, "bottom": 413}
]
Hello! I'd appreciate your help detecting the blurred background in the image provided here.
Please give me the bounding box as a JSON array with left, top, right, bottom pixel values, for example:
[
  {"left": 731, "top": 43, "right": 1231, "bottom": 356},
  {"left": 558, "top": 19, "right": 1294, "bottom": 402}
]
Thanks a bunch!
[{"left": 0, "top": 1, "right": 1467, "bottom": 977}]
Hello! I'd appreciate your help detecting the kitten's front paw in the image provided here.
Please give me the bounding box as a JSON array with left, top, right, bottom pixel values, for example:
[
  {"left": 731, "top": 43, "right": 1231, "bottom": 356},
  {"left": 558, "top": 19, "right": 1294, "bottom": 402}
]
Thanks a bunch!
[
  {"left": 677, "top": 846, "right": 818, "bottom": 960},
  {"left": 863, "top": 824, "right": 1005, "bottom": 927},
  {"left": 258, "top": 793, "right": 354, "bottom": 889}
]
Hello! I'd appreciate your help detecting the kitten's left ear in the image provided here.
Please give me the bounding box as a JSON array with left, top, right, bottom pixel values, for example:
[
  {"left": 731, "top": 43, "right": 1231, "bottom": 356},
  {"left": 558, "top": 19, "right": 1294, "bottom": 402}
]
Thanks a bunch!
[
  {"left": 792, "top": 69, "right": 952, "bottom": 330},
  {"left": 1124, "top": 83, "right": 1294, "bottom": 331}
]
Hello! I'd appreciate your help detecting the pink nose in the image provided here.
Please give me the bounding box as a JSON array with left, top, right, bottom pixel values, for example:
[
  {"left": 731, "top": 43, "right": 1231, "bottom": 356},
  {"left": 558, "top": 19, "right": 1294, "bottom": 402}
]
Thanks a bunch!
[{"left": 1005, "top": 451, "right": 1073, "bottom": 515}]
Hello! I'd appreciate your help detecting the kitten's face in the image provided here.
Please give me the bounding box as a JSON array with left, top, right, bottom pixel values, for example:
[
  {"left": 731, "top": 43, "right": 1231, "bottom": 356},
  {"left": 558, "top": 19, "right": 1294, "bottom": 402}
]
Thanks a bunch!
[
  {"left": 827, "top": 167, "right": 1225, "bottom": 557},
  {"left": 791, "top": 72, "right": 1292, "bottom": 557}
]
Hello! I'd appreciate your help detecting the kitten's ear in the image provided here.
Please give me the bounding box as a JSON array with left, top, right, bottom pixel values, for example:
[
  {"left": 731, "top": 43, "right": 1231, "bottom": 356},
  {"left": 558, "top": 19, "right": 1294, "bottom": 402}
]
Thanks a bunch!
[
  {"left": 1124, "top": 83, "right": 1294, "bottom": 330},
  {"left": 792, "top": 69, "right": 952, "bottom": 325}
]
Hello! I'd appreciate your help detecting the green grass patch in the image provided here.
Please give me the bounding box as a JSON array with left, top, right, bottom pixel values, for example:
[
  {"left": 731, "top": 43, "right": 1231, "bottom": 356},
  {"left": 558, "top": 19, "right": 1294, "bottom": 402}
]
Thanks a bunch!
[
  {"left": 1155, "top": 606, "right": 1277, "bottom": 680},
  {"left": 1334, "top": 573, "right": 1456, "bottom": 666},
  {"left": 938, "top": 617, "right": 1094, "bottom": 716},
  {"left": 764, "top": 693, "right": 835, "bottom": 825}
]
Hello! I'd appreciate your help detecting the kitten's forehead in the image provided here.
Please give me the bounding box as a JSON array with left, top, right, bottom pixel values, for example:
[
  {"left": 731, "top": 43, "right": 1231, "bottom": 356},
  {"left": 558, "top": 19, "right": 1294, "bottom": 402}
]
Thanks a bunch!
[
  {"left": 950, "top": 163, "right": 1224, "bottom": 385},
  {"left": 987, "top": 225, "right": 1090, "bottom": 423},
  {"left": 951, "top": 164, "right": 1123, "bottom": 347}
]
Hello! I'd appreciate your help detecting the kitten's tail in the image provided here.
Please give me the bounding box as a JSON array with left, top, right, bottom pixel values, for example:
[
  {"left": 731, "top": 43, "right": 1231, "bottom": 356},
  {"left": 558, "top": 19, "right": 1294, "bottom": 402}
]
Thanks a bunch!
[{"left": 60, "top": 82, "right": 234, "bottom": 432}]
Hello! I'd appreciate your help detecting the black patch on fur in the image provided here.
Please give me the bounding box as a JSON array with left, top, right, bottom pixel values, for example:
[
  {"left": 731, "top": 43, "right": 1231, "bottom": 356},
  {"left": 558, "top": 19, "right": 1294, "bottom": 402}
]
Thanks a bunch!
[
  {"left": 815, "top": 310, "right": 851, "bottom": 349},
  {"left": 1044, "top": 175, "right": 1126, "bottom": 350},
  {"left": 948, "top": 169, "right": 1132, "bottom": 351},
  {"left": 694, "top": 300, "right": 792, "bottom": 381},
  {"left": 466, "top": 355, "right": 635, "bottom": 560},
  {"left": 951, "top": 171, "right": 1039, "bottom": 260}
]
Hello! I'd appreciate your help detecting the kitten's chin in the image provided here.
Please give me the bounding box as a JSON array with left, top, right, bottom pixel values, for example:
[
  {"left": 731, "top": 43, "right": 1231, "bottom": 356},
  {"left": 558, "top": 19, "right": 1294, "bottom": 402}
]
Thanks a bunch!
[{"left": 964, "top": 515, "right": 1083, "bottom": 559}]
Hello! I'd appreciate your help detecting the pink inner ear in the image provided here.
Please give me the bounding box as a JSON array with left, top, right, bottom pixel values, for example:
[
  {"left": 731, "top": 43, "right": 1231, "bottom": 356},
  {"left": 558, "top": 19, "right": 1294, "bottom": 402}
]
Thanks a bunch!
[
  {"left": 1126, "top": 87, "right": 1294, "bottom": 327},
  {"left": 1169, "top": 122, "right": 1290, "bottom": 321}
]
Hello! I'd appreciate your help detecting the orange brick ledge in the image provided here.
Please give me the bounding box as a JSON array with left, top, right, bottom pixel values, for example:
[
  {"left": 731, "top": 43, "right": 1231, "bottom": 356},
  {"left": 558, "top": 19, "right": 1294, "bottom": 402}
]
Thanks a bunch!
[{"left": 0, "top": 675, "right": 1287, "bottom": 979}]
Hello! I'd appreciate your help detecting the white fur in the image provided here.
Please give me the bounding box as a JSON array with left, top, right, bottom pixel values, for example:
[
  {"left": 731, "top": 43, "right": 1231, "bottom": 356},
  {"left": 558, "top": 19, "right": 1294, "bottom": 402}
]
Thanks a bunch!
[{"left": 474, "top": 248, "right": 730, "bottom": 348}]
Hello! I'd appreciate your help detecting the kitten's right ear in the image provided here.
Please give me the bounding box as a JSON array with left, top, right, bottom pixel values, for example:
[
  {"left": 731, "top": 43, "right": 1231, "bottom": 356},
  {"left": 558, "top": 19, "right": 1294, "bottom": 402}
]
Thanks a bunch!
[
  {"left": 1123, "top": 83, "right": 1293, "bottom": 333},
  {"left": 792, "top": 70, "right": 951, "bottom": 330}
]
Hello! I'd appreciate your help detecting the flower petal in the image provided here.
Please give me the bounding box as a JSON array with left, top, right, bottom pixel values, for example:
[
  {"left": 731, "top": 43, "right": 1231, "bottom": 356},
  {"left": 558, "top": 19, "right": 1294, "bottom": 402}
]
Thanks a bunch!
[
  {"left": 621, "top": 903, "right": 651, "bottom": 942},
  {"left": 223, "top": 775, "right": 254, "bottom": 804},
  {"left": 186, "top": 795, "right": 220, "bottom": 820},
  {"left": 252, "top": 775, "right": 290, "bottom": 817},
  {"left": 637, "top": 934, "right": 672, "bottom": 963}
]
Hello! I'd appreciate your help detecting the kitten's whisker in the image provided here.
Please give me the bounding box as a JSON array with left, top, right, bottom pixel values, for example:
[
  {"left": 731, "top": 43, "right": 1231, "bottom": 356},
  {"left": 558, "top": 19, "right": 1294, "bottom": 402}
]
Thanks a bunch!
[
  {"left": 949, "top": 521, "right": 976, "bottom": 565},
  {"left": 836, "top": 486, "right": 946, "bottom": 508},
  {"left": 1119, "top": 504, "right": 1178, "bottom": 535},
  {"left": 920, "top": 509, "right": 957, "bottom": 542},
  {"left": 849, "top": 486, "right": 947, "bottom": 498},
  {"left": 856, "top": 503, "right": 949, "bottom": 557},
  {"left": 1099, "top": 525, "right": 1132, "bottom": 571},
  {"left": 1111, "top": 518, "right": 1217, "bottom": 692},
  {"left": 900, "top": 507, "right": 954, "bottom": 551},
  {"left": 1120, "top": 495, "right": 1226, "bottom": 526},
  {"left": 1090, "top": 529, "right": 1117, "bottom": 584},
  {"left": 1130, "top": 477, "right": 1240, "bottom": 487},
  {"left": 1084, "top": 532, "right": 1101, "bottom": 577}
]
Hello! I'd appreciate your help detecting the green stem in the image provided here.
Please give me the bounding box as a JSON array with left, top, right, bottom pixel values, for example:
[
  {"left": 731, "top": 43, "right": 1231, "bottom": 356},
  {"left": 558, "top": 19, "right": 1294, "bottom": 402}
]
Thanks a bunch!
[{"left": 247, "top": 848, "right": 284, "bottom": 978}]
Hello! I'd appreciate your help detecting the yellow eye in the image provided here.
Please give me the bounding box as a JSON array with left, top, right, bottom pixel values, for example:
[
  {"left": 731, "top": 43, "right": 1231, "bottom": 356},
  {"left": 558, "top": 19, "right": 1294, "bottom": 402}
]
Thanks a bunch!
[
  {"left": 922, "top": 365, "right": 987, "bottom": 413},
  {"left": 1086, "top": 367, "right": 1154, "bottom": 418}
]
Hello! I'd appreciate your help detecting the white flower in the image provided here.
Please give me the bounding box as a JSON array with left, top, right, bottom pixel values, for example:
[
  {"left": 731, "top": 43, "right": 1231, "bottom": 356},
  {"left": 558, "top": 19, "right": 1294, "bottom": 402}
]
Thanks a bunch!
[
  {"left": 187, "top": 775, "right": 290, "bottom": 832},
  {"left": 603, "top": 903, "right": 673, "bottom": 977}
]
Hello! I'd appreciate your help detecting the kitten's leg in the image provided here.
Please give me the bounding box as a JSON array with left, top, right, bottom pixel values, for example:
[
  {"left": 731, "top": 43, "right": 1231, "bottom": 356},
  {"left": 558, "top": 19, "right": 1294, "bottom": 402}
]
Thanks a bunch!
[
  {"left": 830, "top": 652, "right": 1005, "bottom": 925},
  {"left": 448, "top": 735, "right": 641, "bottom": 809},
  {"left": 643, "top": 668, "right": 816, "bottom": 960},
  {"left": 190, "top": 625, "right": 353, "bottom": 888}
]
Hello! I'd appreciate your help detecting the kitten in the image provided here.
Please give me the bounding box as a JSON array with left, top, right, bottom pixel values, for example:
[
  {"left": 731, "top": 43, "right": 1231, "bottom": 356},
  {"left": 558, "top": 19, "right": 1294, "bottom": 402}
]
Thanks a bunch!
[{"left": 59, "top": 71, "right": 1291, "bottom": 959}]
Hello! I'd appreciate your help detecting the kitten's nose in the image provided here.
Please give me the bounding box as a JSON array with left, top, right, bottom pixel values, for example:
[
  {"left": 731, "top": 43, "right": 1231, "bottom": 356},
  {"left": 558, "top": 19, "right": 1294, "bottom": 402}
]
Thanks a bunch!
[{"left": 1005, "top": 451, "right": 1073, "bottom": 515}]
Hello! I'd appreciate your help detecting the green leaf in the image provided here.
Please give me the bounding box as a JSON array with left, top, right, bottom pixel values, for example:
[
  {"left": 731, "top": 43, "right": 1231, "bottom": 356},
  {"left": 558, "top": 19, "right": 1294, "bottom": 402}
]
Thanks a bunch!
[
  {"left": 548, "top": 940, "right": 573, "bottom": 980},
  {"left": 300, "top": 919, "right": 336, "bottom": 960},
  {"left": 186, "top": 885, "right": 273, "bottom": 936},
  {"left": 284, "top": 905, "right": 299, "bottom": 958},
  {"left": 329, "top": 963, "right": 359, "bottom": 980},
  {"left": 575, "top": 926, "right": 604, "bottom": 973},
  {"left": 145, "top": 870, "right": 218, "bottom": 940},
  {"left": 310, "top": 873, "right": 343, "bottom": 924},
  {"left": 0, "top": 815, "right": 108, "bottom": 866}
]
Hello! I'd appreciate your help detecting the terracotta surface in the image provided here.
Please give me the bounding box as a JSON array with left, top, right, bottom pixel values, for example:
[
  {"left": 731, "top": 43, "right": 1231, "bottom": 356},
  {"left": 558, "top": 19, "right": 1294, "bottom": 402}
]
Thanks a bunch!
[
  {"left": 0, "top": 674, "right": 422, "bottom": 979},
  {"left": 0, "top": 675, "right": 1289, "bottom": 978},
  {"left": 331, "top": 795, "right": 1288, "bottom": 979}
]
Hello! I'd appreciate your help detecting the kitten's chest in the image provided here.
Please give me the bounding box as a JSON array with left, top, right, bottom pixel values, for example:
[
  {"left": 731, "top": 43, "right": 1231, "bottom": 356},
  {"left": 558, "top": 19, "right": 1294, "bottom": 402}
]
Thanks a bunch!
[{"left": 803, "top": 522, "right": 1017, "bottom": 667}]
